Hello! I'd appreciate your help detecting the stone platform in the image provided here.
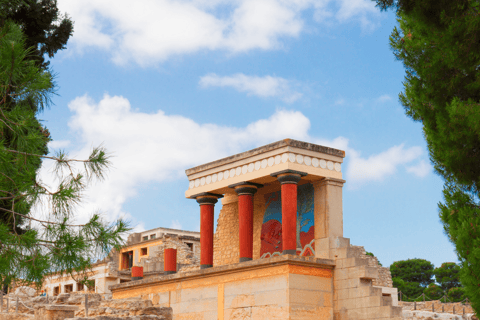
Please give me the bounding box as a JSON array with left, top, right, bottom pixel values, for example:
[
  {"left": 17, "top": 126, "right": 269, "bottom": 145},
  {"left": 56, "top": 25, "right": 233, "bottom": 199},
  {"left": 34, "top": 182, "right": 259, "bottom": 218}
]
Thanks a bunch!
[{"left": 110, "top": 255, "right": 335, "bottom": 320}]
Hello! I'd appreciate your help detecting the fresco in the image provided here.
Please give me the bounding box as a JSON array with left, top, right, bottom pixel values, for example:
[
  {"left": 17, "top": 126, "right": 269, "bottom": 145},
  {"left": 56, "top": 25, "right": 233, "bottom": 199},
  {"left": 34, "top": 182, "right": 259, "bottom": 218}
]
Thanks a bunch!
[{"left": 260, "top": 183, "right": 315, "bottom": 258}]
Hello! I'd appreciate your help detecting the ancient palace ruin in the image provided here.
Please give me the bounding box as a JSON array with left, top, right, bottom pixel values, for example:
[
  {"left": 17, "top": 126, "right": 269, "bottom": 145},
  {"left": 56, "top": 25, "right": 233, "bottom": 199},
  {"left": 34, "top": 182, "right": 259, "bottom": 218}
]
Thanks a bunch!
[{"left": 109, "top": 139, "right": 401, "bottom": 320}]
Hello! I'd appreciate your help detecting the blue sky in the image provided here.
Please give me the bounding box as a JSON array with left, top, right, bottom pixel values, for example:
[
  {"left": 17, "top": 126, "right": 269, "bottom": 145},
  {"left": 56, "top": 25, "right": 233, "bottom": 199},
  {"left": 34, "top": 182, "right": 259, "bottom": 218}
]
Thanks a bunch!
[{"left": 37, "top": 0, "right": 457, "bottom": 269}]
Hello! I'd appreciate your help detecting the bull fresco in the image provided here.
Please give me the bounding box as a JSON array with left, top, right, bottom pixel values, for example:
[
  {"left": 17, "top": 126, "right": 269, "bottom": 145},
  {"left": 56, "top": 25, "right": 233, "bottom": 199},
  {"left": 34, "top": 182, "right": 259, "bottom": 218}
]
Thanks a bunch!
[{"left": 260, "top": 183, "right": 315, "bottom": 258}]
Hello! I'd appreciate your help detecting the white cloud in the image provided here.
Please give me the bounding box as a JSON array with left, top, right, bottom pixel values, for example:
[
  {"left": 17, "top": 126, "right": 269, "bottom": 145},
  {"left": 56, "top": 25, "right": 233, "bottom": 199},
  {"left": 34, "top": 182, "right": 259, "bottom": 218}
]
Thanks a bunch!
[
  {"left": 377, "top": 94, "right": 392, "bottom": 103},
  {"left": 335, "top": 98, "right": 345, "bottom": 105},
  {"left": 406, "top": 160, "right": 431, "bottom": 178},
  {"left": 37, "top": 94, "right": 312, "bottom": 224},
  {"left": 35, "top": 94, "right": 427, "bottom": 226},
  {"left": 170, "top": 220, "right": 183, "bottom": 230},
  {"left": 346, "top": 144, "right": 423, "bottom": 186},
  {"left": 199, "top": 73, "right": 302, "bottom": 103},
  {"left": 57, "top": 0, "right": 382, "bottom": 66}
]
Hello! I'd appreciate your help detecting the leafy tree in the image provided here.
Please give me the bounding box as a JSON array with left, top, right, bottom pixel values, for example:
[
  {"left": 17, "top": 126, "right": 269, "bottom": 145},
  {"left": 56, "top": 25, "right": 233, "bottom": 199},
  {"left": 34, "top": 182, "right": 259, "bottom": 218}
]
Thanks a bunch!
[
  {"left": 0, "top": 0, "right": 73, "bottom": 244},
  {"left": 371, "top": 0, "right": 480, "bottom": 312},
  {"left": 448, "top": 287, "right": 467, "bottom": 302},
  {"left": 390, "top": 259, "right": 434, "bottom": 287},
  {"left": 434, "top": 262, "right": 461, "bottom": 291},
  {"left": 0, "top": 0, "right": 74, "bottom": 71},
  {"left": 392, "top": 277, "right": 423, "bottom": 300},
  {"left": 423, "top": 283, "right": 443, "bottom": 301},
  {"left": 0, "top": 11, "right": 130, "bottom": 290}
]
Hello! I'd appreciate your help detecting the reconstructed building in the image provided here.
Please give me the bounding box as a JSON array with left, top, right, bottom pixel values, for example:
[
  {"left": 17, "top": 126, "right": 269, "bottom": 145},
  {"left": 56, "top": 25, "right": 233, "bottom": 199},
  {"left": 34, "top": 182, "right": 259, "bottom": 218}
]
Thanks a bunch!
[
  {"left": 110, "top": 139, "right": 399, "bottom": 320},
  {"left": 42, "top": 227, "right": 200, "bottom": 296}
]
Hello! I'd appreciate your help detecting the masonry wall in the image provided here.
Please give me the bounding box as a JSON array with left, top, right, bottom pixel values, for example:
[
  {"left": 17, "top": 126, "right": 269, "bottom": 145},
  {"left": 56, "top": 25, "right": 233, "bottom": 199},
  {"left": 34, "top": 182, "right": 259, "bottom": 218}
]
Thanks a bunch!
[
  {"left": 213, "top": 193, "right": 266, "bottom": 267},
  {"left": 348, "top": 245, "right": 393, "bottom": 288}
]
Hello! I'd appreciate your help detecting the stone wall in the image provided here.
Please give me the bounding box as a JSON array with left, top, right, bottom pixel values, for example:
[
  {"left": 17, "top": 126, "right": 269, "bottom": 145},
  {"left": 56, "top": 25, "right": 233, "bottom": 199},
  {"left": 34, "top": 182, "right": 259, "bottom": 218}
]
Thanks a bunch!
[
  {"left": 349, "top": 245, "right": 393, "bottom": 288},
  {"left": 138, "top": 235, "right": 200, "bottom": 274}
]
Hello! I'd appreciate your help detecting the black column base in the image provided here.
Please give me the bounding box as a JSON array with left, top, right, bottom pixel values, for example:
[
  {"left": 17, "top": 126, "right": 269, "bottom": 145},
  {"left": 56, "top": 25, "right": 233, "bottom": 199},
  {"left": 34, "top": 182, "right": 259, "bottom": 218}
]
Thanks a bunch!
[
  {"left": 283, "top": 249, "right": 297, "bottom": 255},
  {"left": 132, "top": 277, "right": 143, "bottom": 281},
  {"left": 200, "top": 264, "right": 213, "bottom": 269},
  {"left": 164, "top": 271, "right": 176, "bottom": 275},
  {"left": 239, "top": 257, "right": 252, "bottom": 262}
]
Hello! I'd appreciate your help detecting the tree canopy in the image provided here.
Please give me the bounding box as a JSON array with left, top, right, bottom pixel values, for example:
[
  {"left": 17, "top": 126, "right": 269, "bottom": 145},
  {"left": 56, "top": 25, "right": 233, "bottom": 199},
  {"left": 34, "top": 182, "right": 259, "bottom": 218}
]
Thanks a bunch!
[
  {"left": 373, "top": 0, "right": 480, "bottom": 312},
  {"left": 0, "top": 1, "right": 130, "bottom": 290}
]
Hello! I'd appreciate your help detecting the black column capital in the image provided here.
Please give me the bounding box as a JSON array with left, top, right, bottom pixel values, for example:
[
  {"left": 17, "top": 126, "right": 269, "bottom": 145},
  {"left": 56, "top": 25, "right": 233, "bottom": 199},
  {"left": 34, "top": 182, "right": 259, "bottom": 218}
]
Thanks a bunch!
[{"left": 191, "top": 192, "right": 223, "bottom": 205}]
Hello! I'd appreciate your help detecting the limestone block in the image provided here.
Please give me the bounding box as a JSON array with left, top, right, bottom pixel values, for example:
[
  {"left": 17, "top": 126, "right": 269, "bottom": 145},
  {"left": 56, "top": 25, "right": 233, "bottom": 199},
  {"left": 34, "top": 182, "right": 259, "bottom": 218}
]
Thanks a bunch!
[
  {"left": 225, "top": 294, "right": 255, "bottom": 309},
  {"left": 180, "top": 286, "right": 217, "bottom": 302},
  {"left": 356, "top": 296, "right": 382, "bottom": 308},
  {"left": 289, "top": 304, "right": 333, "bottom": 320},
  {"left": 14, "top": 287, "right": 36, "bottom": 298},
  {"left": 251, "top": 305, "right": 289, "bottom": 320},
  {"left": 252, "top": 289, "right": 288, "bottom": 307},
  {"left": 224, "top": 275, "right": 288, "bottom": 296},
  {"left": 348, "top": 286, "right": 383, "bottom": 299},
  {"left": 288, "top": 274, "right": 332, "bottom": 292},
  {"left": 348, "top": 266, "right": 379, "bottom": 280},
  {"left": 341, "top": 257, "right": 369, "bottom": 269},
  {"left": 172, "top": 297, "right": 217, "bottom": 314},
  {"left": 289, "top": 289, "right": 325, "bottom": 306},
  {"left": 225, "top": 306, "right": 252, "bottom": 320}
]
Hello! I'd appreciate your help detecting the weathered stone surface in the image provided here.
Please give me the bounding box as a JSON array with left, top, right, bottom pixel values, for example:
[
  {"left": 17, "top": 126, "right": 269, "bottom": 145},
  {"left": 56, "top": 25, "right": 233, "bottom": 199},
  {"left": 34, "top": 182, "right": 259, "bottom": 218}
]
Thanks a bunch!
[
  {"left": 14, "top": 287, "right": 36, "bottom": 298},
  {"left": 402, "top": 310, "right": 477, "bottom": 320}
]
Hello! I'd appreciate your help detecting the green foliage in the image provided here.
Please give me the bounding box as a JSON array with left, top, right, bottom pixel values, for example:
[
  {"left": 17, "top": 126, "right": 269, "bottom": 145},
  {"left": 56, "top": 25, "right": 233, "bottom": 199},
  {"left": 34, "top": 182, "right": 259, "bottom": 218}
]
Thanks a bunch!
[
  {"left": 423, "top": 283, "right": 443, "bottom": 300},
  {"left": 439, "top": 184, "right": 480, "bottom": 309},
  {"left": 371, "top": 0, "right": 480, "bottom": 313},
  {"left": 390, "top": 259, "right": 434, "bottom": 287},
  {"left": 0, "top": 19, "right": 130, "bottom": 290},
  {"left": 434, "top": 262, "right": 461, "bottom": 291},
  {"left": 392, "top": 277, "right": 424, "bottom": 300},
  {"left": 0, "top": 0, "right": 74, "bottom": 70},
  {"left": 448, "top": 287, "right": 467, "bottom": 302}
]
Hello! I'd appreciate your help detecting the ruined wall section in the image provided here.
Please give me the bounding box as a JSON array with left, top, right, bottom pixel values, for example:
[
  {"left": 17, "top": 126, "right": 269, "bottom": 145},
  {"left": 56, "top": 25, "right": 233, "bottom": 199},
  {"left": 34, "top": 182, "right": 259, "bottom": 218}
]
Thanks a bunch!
[
  {"left": 349, "top": 245, "right": 393, "bottom": 288},
  {"left": 138, "top": 235, "right": 199, "bottom": 273},
  {"left": 213, "top": 193, "right": 265, "bottom": 267}
]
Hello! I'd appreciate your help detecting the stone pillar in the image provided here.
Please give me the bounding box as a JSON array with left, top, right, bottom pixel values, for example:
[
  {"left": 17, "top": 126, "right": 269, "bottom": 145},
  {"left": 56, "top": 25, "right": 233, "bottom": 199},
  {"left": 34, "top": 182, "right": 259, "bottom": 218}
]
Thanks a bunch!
[
  {"left": 164, "top": 248, "right": 177, "bottom": 275},
  {"left": 271, "top": 170, "right": 307, "bottom": 255},
  {"left": 195, "top": 193, "right": 223, "bottom": 269},
  {"left": 313, "top": 178, "right": 346, "bottom": 259},
  {"left": 229, "top": 182, "right": 262, "bottom": 262}
]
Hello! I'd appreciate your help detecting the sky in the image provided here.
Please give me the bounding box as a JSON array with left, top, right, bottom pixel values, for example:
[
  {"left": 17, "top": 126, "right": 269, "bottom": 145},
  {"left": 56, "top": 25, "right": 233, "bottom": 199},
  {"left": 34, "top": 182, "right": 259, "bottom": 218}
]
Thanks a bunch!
[{"left": 36, "top": 0, "right": 458, "bottom": 269}]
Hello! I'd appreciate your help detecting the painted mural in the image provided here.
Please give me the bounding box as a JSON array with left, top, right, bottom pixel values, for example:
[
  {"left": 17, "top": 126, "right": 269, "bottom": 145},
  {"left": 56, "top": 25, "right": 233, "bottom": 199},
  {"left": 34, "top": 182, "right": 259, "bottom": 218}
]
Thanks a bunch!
[{"left": 260, "top": 183, "right": 315, "bottom": 258}]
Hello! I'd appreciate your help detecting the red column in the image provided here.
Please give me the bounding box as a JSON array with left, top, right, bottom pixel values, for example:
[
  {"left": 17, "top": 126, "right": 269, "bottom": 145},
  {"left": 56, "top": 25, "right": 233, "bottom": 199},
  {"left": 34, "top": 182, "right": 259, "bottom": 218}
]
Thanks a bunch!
[
  {"left": 281, "top": 183, "right": 298, "bottom": 254},
  {"left": 196, "top": 194, "right": 220, "bottom": 269},
  {"left": 274, "top": 172, "right": 303, "bottom": 255},
  {"left": 131, "top": 266, "right": 143, "bottom": 280},
  {"left": 234, "top": 184, "right": 258, "bottom": 262},
  {"left": 164, "top": 248, "right": 177, "bottom": 275}
]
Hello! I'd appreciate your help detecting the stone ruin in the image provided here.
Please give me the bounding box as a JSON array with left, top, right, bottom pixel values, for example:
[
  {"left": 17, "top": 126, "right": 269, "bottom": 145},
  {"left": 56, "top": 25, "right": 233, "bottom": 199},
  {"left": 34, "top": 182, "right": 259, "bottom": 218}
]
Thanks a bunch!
[{"left": 0, "top": 292, "right": 172, "bottom": 320}]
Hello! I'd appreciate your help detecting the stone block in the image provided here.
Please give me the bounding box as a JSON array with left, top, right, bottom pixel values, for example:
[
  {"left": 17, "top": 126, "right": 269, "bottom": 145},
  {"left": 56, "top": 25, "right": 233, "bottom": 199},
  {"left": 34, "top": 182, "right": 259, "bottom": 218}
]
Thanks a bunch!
[
  {"left": 225, "top": 294, "right": 255, "bottom": 309},
  {"left": 289, "top": 289, "right": 324, "bottom": 306},
  {"left": 172, "top": 297, "right": 217, "bottom": 314},
  {"left": 251, "top": 305, "right": 289, "bottom": 320},
  {"left": 356, "top": 296, "right": 382, "bottom": 308},
  {"left": 334, "top": 268, "right": 349, "bottom": 280},
  {"left": 224, "top": 275, "right": 288, "bottom": 296},
  {"left": 289, "top": 304, "right": 333, "bottom": 320},
  {"left": 289, "top": 274, "right": 332, "bottom": 292},
  {"left": 180, "top": 286, "right": 217, "bottom": 302},
  {"left": 342, "top": 257, "right": 369, "bottom": 269},
  {"left": 225, "top": 306, "right": 252, "bottom": 320},
  {"left": 348, "top": 266, "right": 379, "bottom": 280},
  {"left": 336, "top": 289, "right": 349, "bottom": 300},
  {"left": 348, "top": 286, "right": 383, "bottom": 299},
  {"left": 253, "top": 289, "right": 288, "bottom": 307}
]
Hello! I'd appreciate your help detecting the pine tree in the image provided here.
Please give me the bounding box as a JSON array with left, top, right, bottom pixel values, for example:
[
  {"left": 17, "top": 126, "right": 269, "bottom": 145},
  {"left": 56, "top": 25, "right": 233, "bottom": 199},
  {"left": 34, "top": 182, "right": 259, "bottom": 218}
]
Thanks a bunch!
[
  {"left": 0, "top": 7, "right": 130, "bottom": 291},
  {"left": 372, "top": 0, "right": 480, "bottom": 312}
]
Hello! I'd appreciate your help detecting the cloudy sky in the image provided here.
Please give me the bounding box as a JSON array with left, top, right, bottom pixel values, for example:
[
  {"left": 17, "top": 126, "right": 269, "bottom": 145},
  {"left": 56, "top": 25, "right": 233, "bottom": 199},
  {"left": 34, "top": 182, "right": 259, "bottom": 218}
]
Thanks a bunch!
[{"left": 38, "top": 0, "right": 456, "bottom": 268}]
